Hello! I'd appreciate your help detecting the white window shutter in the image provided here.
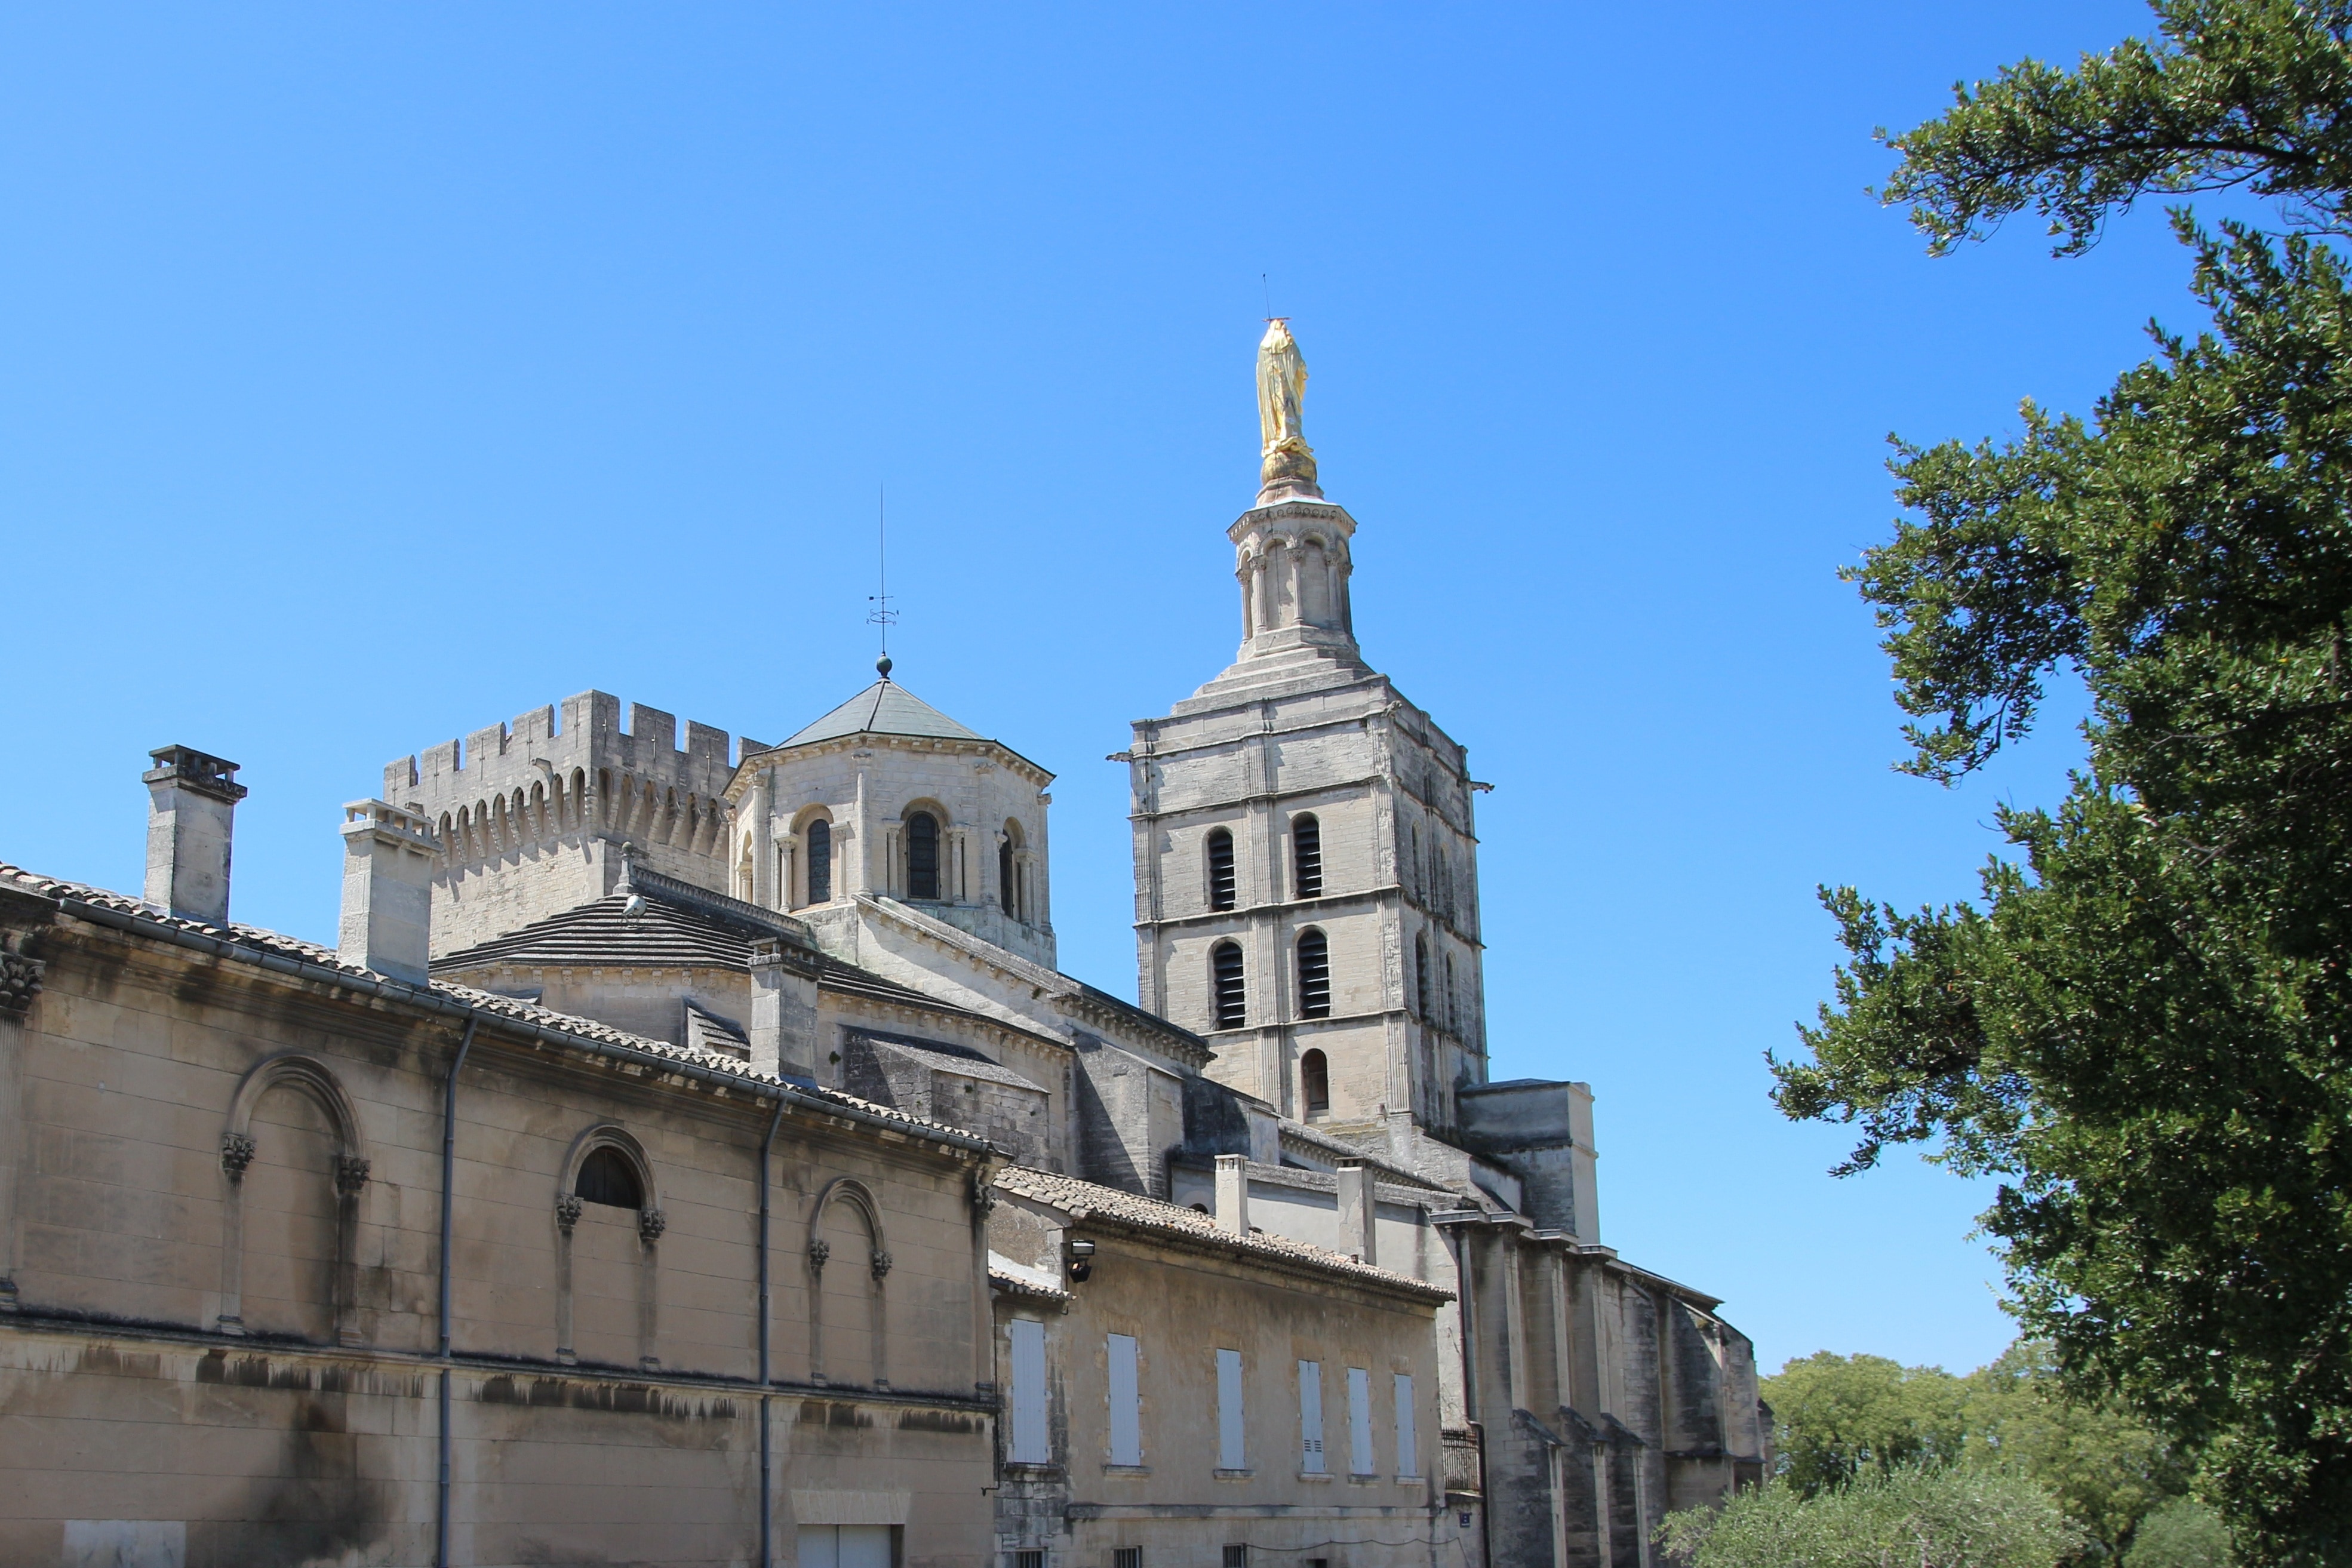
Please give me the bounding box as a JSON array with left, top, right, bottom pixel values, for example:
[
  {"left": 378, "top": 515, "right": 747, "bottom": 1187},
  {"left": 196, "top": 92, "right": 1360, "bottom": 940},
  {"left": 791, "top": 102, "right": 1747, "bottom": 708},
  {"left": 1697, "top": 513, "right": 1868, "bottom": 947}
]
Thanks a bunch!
[
  {"left": 1298, "top": 1360, "right": 1324, "bottom": 1473},
  {"left": 1394, "top": 1373, "right": 1417, "bottom": 1477},
  {"left": 1009, "top": 1318, "right": 1049, "bottom": 1464},
  {"left": 1348, "top": 1367, "right": 1374, "bottom": 1476},
  {"left": 1216, "top": 1348, "right": 1245, "bottom": 1470},
  {"left": 1108, "top": 1333, "right": 1142, "bottom": 1466}
]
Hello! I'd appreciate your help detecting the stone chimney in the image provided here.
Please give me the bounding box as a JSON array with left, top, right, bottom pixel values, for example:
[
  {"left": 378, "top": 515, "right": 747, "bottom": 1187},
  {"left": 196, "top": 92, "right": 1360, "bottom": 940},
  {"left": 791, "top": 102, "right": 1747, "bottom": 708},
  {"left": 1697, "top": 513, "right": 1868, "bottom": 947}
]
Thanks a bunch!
[
  {"left": 338, "top": 801, "right": 439, "bottom": 985},
  {"left": 1215, "top": 1154, "right": 1250, "bottom": 1236},
  {"left": 748, "top": 938, "right": 819, "bottom": 1081},
  {"left": 1337, "top": 1163, "right": 1376, "bottom": 1265},
  {"left": 143, "top": 746, "right": 247, "bottom": 925}
]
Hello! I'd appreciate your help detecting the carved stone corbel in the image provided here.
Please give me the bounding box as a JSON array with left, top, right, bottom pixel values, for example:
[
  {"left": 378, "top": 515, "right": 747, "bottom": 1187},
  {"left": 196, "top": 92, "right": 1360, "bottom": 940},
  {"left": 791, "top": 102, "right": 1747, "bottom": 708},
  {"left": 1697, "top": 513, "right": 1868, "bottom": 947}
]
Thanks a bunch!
[
  {"left": 637, "top": 1207, "right": 667, "bottom": 1244},
  {"left": 0, "top": 931, "right": 43, "bottom": 1015},
  {"left": 220, "top": 1132, "right": 257, "bottom": 1182}
]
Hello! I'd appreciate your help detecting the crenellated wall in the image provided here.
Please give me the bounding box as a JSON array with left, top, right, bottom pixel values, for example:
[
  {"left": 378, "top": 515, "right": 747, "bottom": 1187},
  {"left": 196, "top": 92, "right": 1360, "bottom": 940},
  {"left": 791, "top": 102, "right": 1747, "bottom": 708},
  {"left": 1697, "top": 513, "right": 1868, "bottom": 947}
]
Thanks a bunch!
[{"left": 383, "top": 691, "right": 764, "bottom": 957}]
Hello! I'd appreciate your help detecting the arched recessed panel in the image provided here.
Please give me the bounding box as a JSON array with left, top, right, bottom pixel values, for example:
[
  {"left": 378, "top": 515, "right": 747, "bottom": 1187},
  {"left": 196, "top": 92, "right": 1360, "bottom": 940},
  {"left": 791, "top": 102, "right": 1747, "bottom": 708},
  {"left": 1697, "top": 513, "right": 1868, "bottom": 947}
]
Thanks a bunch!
[{"left": 239, "top": 1083, "right": 339, "bottom": 1342}]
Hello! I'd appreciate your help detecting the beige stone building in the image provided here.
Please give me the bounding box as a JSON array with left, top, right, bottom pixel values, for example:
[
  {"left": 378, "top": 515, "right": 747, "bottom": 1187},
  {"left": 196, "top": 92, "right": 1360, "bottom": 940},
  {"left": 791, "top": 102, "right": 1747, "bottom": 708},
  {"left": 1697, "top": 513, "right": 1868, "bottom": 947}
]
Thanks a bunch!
[{"left": 0, "top": 325, "right": 1763, "bottom": 1567}]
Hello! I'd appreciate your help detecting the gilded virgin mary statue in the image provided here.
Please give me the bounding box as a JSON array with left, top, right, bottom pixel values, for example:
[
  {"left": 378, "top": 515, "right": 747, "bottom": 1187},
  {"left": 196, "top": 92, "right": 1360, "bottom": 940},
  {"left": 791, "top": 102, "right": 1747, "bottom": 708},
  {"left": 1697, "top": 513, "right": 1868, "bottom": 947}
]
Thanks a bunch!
[{"left": 1256, "top": 318, "right": 1321, "bottom": 500}]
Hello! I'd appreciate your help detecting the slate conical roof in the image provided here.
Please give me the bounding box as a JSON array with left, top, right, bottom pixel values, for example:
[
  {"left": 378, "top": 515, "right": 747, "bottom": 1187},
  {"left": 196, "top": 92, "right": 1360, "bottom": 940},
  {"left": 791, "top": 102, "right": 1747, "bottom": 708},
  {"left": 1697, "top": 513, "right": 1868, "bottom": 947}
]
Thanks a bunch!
[{"left": 779, "top": 680, "right": 984, "bottom": 748}]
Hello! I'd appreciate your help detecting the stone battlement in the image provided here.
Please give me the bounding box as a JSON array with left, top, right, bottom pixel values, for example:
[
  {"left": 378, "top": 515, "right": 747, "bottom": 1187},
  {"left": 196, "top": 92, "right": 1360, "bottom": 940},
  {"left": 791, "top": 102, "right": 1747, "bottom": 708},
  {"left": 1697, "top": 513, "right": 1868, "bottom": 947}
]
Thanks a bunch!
[
  {"left": 379, "top": 691, "right": 773, "bottom": 957},
  {"left": 383, "top": 691, "right": 765, "bottom": 808}
]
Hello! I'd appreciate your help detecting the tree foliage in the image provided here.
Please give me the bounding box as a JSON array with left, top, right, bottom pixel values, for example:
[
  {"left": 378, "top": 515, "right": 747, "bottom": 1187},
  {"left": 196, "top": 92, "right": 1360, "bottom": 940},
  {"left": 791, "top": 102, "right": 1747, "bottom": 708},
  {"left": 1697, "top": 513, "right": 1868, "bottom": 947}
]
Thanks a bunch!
[
  {"left": 1775, "top": 3, "right": 2352, "bottom": 1560},
  {"left": 1658, "top": 1465, "right": 2082, "bottom": 1568},
  {"left": 1881, "top": 0, "right": 2352, "bottom": 257},
  {"left": 2130, "top": 1498, "right": 2240, "bottom": 1568},
  {"left": 1763, "top": 1345, "right": 2192, "bottom": 1561},
  {"left": 1764, "top": 1351, "right": 1970, "bottom": 1498}
]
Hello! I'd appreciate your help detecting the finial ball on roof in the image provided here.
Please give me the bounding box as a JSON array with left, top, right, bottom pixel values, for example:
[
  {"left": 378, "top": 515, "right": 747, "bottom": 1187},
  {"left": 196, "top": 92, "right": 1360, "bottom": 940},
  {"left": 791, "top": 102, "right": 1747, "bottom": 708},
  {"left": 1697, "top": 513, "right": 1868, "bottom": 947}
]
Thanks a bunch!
[{"left": 876, "top": 654, "right": 893, "bottom": 680}]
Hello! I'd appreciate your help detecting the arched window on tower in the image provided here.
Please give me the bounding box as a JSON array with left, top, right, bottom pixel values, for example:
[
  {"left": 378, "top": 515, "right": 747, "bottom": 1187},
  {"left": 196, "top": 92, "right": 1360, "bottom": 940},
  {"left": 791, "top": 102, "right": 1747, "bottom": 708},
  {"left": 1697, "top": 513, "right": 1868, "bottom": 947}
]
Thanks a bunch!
[
  {"left": 1211, "top": 940, "right": 1246, "bottom": 1030},
  {"left": 906, "top": 811, "right": 940, "bottom": 900},
  {"left": 1000, "top": 820, "right": 1024, "bottom": 921},
  {"left": 1301, "top": 1049, "right": 1330, "bottom": 1115},
  {"left": 1206, "top": 828, "right": 1237, "bottom": 912},
  {"left": 1293, "top": 814, "right": 1323, "bottom": 899},
  {"left": 1445, "top": 954, "right": 1459, "bottom": 1033},
  {"left": 1415, "top": 936, "right": 1431, "bottom": 1022},
  {"left": 1296, "top": 929, "right": 1330, "bottom": 1019},
  {"left": 805, "top": 819, "right": 832, "bottom": 906}
]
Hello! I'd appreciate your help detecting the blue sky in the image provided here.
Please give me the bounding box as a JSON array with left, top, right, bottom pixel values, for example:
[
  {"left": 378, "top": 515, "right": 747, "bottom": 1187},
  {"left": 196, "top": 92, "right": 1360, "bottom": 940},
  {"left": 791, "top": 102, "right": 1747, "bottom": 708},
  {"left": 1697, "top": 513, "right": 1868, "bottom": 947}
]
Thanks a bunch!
[{"left": 4, "top": 1, "right": 2203, "bottom": 1376}]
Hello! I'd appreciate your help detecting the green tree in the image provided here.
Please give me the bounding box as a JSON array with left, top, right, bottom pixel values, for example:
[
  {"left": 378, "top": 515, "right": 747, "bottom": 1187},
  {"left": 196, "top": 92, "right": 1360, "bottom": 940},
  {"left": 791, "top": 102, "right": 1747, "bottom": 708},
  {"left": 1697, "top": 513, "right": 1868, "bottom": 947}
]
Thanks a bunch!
[
  {"left": 2130, "top": 1499, "right": 2239, "bottom": 1568},
  {"left": 1771, "top": 3, "right": 2352, "bottom": 1560},
  {"left": 1658, "top": 1465, "right": 2082, "bottom": 1568},
  {"left": 1763, "top": 1351, "right": 1970, "bottom": 1496},
  {"left": 1967, "top": 1342, "right": 2193, "bottom": 1561}
]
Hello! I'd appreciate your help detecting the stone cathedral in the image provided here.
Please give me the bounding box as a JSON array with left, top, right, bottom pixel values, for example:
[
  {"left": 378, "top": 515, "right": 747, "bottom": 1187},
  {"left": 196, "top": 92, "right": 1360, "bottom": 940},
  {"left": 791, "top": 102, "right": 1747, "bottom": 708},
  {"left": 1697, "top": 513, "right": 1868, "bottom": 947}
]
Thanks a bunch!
[{"left": 0, "top": 322, "right": 1763, "bottom": 1568}]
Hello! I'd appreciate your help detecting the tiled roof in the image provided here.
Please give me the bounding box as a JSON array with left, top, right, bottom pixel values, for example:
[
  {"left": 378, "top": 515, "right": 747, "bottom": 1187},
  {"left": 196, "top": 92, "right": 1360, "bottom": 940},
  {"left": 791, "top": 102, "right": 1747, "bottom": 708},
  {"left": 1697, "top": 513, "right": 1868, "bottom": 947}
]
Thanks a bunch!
[
  {"left": 992, "top": 1166, "right": 1452, "bottom": 1303},
  {"left": 777, "top": 680, "right": 982, "bottom": 748},
  {"left": 0, "top": 862, "right": 981, "bottom": 1149}
]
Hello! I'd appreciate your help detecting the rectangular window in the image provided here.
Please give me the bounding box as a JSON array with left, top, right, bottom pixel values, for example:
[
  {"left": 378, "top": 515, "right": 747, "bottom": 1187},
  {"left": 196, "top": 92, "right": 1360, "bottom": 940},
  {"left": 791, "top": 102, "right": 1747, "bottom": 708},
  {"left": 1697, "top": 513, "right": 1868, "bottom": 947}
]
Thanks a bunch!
[
  {"left": 1113, "top": 1550, "right": 1142, "bottom": 1568},
  {"left": 800, "top": 1526, "right": 893, "bottom": 1568},
  {"left": 1347, "top": 1366, "right": 1375, "bottom": 1476},
  {"left": 1108, "top": 1333, "right": 1142, "bottom": 1466},
  {"left": 1009, "top": 1318, "right": 1049, "bottom": 1464},
  {"left": 1216, "top": 1348, "right": 1245, "bottom": 1470},
  {"left": 1298, "top": 1359, "right": 1326, "bottom": 1473},
  {"left": 1223, "top": 1549, "right": 1249, "bottom": 1568},
  {"left": 1013, "top": 1554, "right": 1044, "bottom": 1568},
  {"left": 1394, "top": 1373, "right": 1417, "bottom": 1476}
]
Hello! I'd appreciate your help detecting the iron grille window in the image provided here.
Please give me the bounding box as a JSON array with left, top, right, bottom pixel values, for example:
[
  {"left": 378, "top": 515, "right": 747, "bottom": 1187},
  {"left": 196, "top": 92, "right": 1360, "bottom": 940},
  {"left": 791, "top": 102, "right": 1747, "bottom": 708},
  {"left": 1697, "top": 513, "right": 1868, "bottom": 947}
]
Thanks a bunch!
[
  {"left": 1113, "top": 1551, "right": 1142, "bottom": 1568},
  {"left": 1224, "top": 1549, "right": 1248, "bottom": 1568},
  {"left": 1014, "top": 1554, "right": 1044, "bottom": 1568},
  {"left": 1206, "top": 828, "right": 1236, "bottom": 911},
  {"left": 1212, "top": 942, "right": 1246, "bottom": 1030},
  {"left": 805, "top": 819, "right": 832, "bottom": 905},
  {"left": 907, "top": 811, "right": 941, "bottom": 900},
  {"left": 1292, "top": 814, "right": 1322, "bottom": 899},
  {"left": 1296, "top": 930, "right": 1330, "bottom": 1019}
]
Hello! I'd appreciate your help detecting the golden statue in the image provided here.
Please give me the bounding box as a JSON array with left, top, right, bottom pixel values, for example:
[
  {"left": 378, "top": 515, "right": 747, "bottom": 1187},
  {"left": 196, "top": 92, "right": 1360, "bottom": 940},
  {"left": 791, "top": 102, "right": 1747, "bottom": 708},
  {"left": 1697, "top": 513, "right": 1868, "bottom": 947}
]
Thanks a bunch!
[{"left": 1256, "top": 318, "right": 1321, "bottom": 499}]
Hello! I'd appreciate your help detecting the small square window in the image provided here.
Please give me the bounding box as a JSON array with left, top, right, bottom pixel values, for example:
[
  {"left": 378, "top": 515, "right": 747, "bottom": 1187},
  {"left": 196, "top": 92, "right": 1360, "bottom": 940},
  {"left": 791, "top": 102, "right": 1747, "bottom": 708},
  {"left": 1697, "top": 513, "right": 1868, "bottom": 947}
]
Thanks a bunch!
[
  {"left": 1223, "top": 1549, "right": 1249, "bottom": 1568},
  {"left": 1112, "top": 1551, "right": 1143, "bottom": 1568},
  {"left": 1013, "top": 1554, "right": 1044, "bottom": 1568}
]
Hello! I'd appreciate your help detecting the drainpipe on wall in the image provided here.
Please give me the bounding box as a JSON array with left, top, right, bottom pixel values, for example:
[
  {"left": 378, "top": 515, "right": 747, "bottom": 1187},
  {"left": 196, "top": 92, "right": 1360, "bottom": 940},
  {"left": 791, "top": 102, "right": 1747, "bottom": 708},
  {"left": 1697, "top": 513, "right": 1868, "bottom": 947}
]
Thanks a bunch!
[
  {"left": 437, "top": 1016, "right": 477, "bottom": 1568},
  {"left": 758, "top": 1097, "right": 784, "bottom": 1568}
]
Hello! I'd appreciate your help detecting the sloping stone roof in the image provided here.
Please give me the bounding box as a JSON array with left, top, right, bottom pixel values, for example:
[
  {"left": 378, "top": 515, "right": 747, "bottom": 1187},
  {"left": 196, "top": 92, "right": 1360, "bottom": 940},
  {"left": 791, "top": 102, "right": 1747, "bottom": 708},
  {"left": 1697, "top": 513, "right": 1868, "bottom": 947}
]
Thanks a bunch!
[
  {"left": 0, "top": 862, "right": 983, "bottom": 1151},
  {"left": 434, "top": 893, "right": 973, "bottom": 1015},
  {"left": 779, "top": 680, "right": 982, "bottom": 748},
  {"left": 993, "top": 1165, "right": 1452, "bottom": 1303}
]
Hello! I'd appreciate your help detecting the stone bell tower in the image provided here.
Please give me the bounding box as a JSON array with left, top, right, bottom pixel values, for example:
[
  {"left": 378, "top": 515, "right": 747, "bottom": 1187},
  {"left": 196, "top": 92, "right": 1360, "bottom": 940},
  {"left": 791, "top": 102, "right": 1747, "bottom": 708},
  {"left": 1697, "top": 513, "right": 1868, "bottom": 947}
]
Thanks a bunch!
[{"left": 1124, "top": 321, "right": 1490, "bottom": 1137}]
